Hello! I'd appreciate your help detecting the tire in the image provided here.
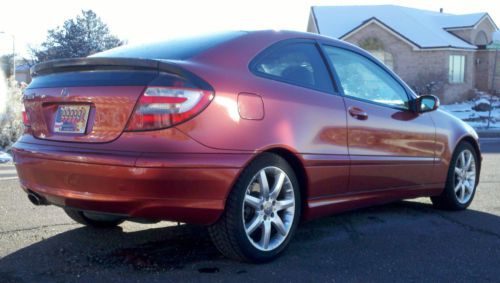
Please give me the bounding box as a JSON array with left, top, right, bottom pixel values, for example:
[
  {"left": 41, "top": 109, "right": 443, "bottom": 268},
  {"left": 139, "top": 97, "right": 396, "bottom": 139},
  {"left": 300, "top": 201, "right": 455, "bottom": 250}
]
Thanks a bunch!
[
  {"left": 64, "top": 208, "right": 125, "bottom": 228},
  {"left": 431, "top": 142, "right": 479, "bottom": 210},
  {"left": 208, "top": 153, "right": 301, "bottom": 262}
]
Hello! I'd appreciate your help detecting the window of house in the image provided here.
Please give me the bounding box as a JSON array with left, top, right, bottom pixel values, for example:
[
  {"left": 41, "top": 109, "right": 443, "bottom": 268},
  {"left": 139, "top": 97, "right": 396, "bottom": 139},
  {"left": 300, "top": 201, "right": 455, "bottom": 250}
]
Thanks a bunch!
[
  {"left": 449, "top": 55, "right": 465, "bottom": 84},
  {"left": 359, "top": 38, "right": 395, "bottom": 70},
  {"left": 474, "top": 31, "right": 489, "bottom": 49},
  {"left": 370, "top": 50, "right": 394, "bottom": 70},
  {"left": 323, "top": 46, "right": 409, "bottom": 109},
  {"left": 251, "top": 42, "right": 334, "bottom": 93}
]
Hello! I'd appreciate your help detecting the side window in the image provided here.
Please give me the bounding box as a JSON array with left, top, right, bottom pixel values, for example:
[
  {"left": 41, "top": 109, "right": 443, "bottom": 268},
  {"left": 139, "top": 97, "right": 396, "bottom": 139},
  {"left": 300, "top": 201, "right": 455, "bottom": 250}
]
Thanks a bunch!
[
  {"left": 323, "top": 46, "right": 409, "bottom": 109},
  {"left": 252, "top": 42, "right": 334, "bottom": 93}
]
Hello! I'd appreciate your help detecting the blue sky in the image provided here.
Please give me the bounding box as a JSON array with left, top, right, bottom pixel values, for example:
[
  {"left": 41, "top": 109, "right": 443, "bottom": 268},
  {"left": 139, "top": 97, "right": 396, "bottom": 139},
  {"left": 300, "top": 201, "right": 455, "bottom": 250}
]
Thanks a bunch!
[{"left": 1, "top": 0, "right": 499, "bottom": 57}]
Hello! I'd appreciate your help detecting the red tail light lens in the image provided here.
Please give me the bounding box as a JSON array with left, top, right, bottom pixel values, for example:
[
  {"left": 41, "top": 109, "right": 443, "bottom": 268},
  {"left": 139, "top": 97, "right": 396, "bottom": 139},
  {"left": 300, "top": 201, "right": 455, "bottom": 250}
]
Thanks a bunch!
[
  {"left": 22, "top": 108, "right": 31, "bottom": 127},
  {"left": 125, "top": 87, "right": 214, "bottom": 131}
]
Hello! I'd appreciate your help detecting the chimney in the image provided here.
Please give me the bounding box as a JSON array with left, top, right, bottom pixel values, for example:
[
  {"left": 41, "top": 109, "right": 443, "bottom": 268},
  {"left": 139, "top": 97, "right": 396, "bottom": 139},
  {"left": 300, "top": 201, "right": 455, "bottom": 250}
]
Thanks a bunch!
[{"left": 440, "top": 8, "right": 443, "bottom": 13}]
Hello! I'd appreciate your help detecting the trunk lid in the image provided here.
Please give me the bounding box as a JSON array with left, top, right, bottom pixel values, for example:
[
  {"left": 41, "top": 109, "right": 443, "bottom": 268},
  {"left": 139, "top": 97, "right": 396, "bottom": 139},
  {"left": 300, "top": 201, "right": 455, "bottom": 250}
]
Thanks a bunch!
[
  {"left": 24, "top": 58, "right": 207, "bottom": 143},
  {"left": 24, "top": 85, "right": 147, "bottom": 143}
]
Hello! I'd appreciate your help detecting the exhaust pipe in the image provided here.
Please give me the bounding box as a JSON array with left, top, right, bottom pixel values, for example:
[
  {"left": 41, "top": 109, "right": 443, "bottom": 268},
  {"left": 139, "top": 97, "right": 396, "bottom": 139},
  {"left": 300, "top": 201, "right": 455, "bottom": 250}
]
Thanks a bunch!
[{"left": 27, "top": 192, "right": 48, "bottom": 206}]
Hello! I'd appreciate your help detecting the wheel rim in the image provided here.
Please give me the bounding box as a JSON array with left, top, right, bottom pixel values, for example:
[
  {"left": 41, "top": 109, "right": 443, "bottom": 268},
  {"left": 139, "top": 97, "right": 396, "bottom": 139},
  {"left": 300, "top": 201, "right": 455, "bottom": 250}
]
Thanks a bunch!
[
  {"left": 453, "top": 149, "right": 476, "bottom": 204},
  {"left": 242, "top": 166, "right": 295, "bottom": 251}
]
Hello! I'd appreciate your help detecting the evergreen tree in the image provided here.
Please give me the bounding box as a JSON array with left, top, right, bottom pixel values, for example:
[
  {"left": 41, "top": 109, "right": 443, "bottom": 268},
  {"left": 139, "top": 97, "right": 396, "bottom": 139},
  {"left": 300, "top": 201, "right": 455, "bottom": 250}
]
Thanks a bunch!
[{"left": 31, "top": 10, "right": 124, "bottom": 62}]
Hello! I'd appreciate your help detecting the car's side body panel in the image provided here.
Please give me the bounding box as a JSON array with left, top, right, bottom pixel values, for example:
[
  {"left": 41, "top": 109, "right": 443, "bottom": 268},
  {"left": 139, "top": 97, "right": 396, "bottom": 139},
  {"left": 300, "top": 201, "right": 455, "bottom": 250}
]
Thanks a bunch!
[
  {"left": 175, "top": 70, "right": 350, "bottom": 156},
  {"left": 343, "top": 97, "right": 437, "bottom": 192},
  {"left": 299, "top": 154, "right": 350, "bottom": 198},
  {"left": 431, "top": 109, "right": 482, "bottom": 184},
  {"left": 304, "top": 185, "right": 443, "bottom": 220}
]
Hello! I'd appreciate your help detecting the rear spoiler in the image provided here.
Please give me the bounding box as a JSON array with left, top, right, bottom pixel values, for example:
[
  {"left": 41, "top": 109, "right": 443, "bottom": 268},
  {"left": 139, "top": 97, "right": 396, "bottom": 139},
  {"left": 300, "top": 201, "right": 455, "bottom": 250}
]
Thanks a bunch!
[{"left": 31, "top": 57, "right": 212, "bottom": 90}]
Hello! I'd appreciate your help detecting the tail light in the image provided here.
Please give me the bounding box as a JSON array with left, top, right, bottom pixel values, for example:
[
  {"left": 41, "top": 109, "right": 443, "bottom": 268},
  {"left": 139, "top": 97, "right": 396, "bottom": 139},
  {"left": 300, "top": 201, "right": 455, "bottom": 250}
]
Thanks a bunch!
[
  {"left": 125, "top": 87, "right": 214, "bottom": 131},
  {"left": 22, "top": 107, "right": 31, "bottom": 127}
]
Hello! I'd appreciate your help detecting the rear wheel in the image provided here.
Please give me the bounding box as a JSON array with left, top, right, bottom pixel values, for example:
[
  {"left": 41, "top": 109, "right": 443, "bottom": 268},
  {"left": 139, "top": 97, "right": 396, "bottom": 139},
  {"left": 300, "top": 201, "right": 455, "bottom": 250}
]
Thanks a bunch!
[
  {"left": 64, "top": 208, "right": 125, "bottom": 228},
  {"left": 431, "top": 142, "right": 478, "bottom": 210},
  {"left": 208, "top": 153, "right": 301, "bottom": 262}
]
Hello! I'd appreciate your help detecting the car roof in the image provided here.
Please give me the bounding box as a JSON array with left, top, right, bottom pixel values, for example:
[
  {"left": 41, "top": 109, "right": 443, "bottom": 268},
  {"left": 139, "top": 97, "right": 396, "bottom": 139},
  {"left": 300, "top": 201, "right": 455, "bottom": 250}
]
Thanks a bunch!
[
  {"left": 93, "top": 30, "right": 351, "bottom": 63},
  {"left": 234, "top": 29, "right": 362, "bottom": 54},
  {"left": 243, "top": 29, "right": 344, "bottom": 43}
]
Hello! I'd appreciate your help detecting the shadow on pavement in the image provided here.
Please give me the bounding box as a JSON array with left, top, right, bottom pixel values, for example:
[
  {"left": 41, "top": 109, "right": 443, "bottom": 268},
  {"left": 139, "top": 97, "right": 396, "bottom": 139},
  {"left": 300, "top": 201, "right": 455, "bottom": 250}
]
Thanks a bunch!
[{"left": 1, "top": 201, "right": 500, "bottom": 282}]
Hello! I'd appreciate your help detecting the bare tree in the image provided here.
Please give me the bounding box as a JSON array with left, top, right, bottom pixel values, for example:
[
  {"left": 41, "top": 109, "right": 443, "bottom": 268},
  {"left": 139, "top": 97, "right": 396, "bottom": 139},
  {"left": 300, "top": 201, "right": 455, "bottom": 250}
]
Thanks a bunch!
[
  {"left": 409, "top": 71, "right": 447, "bottom": 98},
  {"left": 0, "top": 78, "right": 24, "bottom": 149}
]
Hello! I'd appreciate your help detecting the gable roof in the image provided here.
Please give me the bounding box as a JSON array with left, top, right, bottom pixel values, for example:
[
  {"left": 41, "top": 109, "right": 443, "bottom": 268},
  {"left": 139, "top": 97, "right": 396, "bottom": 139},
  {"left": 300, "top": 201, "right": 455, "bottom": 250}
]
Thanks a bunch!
[{"left": 311, "top": 5, "right": 498, "bottom": 50}]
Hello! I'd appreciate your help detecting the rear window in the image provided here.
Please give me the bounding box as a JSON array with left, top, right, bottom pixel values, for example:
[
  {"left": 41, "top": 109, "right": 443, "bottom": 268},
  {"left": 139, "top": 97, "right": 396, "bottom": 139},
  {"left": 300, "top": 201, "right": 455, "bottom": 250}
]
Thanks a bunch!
[{"left": 92, "top": 31, "right": 247, "bottom": 60}]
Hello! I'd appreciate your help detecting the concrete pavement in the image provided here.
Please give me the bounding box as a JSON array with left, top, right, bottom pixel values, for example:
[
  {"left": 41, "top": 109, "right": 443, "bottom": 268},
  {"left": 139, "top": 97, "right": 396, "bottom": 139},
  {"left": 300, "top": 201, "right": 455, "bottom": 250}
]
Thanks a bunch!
[{"left": 0, "top": 164, "right": 18, "bottom": 181}]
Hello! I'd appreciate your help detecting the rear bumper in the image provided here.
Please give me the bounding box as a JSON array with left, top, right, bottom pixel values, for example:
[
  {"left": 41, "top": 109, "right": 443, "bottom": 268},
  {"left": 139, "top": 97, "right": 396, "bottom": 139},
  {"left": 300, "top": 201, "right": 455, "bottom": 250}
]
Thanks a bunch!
[{"left": 12, "top": 141, "right": 252, "bottom": 225}]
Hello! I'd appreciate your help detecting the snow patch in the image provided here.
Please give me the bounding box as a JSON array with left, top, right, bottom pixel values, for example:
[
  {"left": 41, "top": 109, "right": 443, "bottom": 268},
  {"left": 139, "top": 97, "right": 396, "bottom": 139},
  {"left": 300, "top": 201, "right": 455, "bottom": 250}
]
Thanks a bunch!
[{"left": 441, "top": 96, "right": 500, "bottom": 129}]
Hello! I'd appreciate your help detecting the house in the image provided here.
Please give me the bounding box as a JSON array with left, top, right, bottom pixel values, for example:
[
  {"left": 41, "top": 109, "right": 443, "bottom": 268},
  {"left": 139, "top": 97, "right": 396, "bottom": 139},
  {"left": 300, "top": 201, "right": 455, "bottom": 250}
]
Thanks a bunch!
[
  {"left": 307, "top": 5, "right": 500, "bottom": 103},
  {"left": 15, "top": 64, "right": 31, "bottom": 84}
]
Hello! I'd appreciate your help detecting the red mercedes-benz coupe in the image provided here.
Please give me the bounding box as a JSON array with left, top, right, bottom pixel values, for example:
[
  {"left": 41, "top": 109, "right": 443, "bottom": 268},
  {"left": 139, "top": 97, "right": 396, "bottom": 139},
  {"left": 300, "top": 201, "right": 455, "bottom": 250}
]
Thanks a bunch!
[{"left": 12, "top": 30, "right": 481, "bottom": 262}]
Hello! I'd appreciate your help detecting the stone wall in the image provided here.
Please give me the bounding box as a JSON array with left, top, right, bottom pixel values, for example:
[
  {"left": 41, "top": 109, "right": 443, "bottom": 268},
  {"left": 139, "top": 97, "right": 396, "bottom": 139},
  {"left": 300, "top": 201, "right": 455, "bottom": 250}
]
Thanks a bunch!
[{"left": 476, "top": 50, "right": 500, "bottom": 94}]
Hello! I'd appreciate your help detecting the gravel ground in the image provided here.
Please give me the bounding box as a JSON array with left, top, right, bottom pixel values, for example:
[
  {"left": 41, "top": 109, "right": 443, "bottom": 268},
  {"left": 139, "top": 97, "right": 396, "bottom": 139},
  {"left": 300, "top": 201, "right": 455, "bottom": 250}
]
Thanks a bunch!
[{"left": 0, "top": 140, "right": 499, "bottom": 282}]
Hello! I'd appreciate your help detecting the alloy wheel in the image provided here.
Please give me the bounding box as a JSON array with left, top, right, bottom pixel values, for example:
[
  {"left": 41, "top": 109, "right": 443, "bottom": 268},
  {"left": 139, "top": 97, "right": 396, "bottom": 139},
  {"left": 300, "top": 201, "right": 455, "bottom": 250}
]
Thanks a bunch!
[
  {"left": 242, "top": 166, "right": 295, "bottom": 251},
  {"left": 453, "top": 149, "right": 476, "bottom": 204}
]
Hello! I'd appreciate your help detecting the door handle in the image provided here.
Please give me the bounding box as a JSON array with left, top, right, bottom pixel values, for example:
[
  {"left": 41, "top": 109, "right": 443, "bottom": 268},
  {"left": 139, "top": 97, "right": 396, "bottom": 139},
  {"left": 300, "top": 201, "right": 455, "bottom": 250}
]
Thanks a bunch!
[{"left": 348, "top": 107, "right": 368, "bottom": 120}]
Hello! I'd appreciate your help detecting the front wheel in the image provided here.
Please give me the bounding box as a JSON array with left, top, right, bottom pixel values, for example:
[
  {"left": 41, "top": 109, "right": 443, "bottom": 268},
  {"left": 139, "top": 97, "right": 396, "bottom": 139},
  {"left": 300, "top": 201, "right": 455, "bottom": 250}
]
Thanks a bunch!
[
  {"left": 209, "top": 153, "right": 301, "bottom": 262},
  {"left": 431, "top": 142, "right": 479, "bottom": 210}
]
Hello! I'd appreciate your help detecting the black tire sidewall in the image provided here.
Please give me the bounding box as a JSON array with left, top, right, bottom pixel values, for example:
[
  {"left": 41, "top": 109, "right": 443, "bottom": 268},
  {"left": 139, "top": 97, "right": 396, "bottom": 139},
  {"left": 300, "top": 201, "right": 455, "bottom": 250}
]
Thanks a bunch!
[{"left": 230, "top": 153, "right": 301, "bottom": 262}]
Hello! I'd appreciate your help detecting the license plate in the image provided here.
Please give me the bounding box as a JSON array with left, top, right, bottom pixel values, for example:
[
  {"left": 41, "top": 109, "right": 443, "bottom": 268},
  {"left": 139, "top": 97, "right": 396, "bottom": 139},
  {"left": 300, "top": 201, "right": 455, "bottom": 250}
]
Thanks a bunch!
[{"left": 54, "top": 105, "right": 90, "bottom": 134}]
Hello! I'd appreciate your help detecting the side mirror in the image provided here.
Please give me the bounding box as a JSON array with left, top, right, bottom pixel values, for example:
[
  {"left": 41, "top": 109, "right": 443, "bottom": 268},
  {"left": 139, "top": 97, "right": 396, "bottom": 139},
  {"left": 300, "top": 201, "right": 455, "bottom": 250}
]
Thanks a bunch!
[{"left": 414, "top": 95, "right": 440, "bottom": 113}]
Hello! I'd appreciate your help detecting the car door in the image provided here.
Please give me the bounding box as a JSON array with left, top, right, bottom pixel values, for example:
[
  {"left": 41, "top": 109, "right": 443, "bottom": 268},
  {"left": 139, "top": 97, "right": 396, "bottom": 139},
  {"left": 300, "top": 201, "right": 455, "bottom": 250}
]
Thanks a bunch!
[{"left": 321, "top": 45, "right": 436, "bottom": 192}]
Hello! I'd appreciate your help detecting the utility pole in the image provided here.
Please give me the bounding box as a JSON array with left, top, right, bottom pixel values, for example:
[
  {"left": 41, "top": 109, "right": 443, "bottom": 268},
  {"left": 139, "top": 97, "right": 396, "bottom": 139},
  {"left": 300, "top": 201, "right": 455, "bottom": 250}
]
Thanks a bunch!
[
  {"left": 487, "top": 40, "right": 500, "bottom": 129},
  {"left": 0, "top": 31, "right": 15, "bottom": 80}
]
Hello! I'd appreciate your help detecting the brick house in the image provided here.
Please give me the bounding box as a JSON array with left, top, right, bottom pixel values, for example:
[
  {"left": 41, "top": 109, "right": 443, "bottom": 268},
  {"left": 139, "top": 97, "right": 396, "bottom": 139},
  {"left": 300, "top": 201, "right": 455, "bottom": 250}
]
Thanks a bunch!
[{"left": 307, "top": 5, "right": 500, "bottom": 103}]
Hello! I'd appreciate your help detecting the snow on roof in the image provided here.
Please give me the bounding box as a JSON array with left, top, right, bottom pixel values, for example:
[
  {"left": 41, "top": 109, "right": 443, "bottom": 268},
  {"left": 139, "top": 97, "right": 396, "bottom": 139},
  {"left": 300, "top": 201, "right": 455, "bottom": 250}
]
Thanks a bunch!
[
  {"left": 312, "top": 5, "right": 493, "bottom": 49},
  {"left": 434, "top": 13, "right": 486, "bottom": 29}
]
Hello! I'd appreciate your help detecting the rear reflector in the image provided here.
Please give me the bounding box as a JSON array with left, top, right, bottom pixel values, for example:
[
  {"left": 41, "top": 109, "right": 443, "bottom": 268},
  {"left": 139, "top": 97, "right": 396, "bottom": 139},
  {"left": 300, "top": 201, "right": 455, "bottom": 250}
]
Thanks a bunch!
[{"left": 125, "top": 87, "right": 213, "bottom": 131}]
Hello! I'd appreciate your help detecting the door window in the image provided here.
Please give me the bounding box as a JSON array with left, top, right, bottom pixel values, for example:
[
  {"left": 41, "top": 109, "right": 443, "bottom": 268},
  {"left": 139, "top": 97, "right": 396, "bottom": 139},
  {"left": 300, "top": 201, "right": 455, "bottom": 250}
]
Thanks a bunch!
[{"left": 324, "top": 46, "right": 409, "bottom": 109}]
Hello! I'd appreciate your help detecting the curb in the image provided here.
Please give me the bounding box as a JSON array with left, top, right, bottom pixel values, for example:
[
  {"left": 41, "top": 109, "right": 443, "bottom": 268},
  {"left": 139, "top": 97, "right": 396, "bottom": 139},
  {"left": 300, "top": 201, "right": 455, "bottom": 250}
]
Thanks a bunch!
[{"left": 475, "top": 129, "right": 500, "bottom": 138}]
